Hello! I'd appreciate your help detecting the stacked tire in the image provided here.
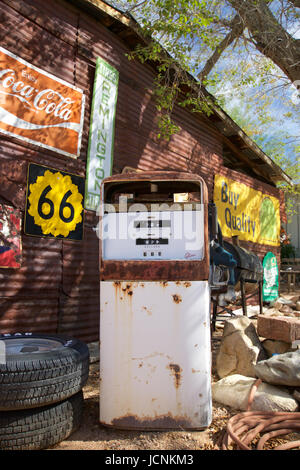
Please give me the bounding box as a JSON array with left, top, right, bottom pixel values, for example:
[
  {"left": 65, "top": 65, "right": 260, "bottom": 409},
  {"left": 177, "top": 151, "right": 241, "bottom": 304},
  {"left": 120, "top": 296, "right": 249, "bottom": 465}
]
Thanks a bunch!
[{"left": 0, "top": 332, "right": 90, "bottom": 450}]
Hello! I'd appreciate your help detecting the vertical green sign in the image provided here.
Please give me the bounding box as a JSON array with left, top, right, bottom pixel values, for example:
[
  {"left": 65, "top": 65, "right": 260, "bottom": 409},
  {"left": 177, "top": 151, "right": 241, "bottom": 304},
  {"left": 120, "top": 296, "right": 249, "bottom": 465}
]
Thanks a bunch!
[
  {"left": 85, "top": 58, "right": 119, "bottom": 211},
  {"left": 262, "top": 252, "right": 279, "bottom": 302}
]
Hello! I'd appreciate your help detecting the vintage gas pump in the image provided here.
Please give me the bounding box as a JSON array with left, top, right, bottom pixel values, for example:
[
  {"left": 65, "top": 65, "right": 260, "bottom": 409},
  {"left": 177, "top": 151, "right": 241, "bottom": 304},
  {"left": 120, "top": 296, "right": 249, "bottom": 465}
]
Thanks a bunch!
[{"left": 99, "top": 172, "right": 212, "bottom": 430}]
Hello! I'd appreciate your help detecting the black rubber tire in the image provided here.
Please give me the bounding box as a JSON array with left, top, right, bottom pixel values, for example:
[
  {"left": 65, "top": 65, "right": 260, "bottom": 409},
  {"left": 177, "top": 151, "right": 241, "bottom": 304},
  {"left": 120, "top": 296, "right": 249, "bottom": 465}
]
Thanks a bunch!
[
  {"left": 0, "top": 391, "right": 84, "bottom": 450},
  {"left": 0, "top": 333, "right": 89, "bottom": 410}
]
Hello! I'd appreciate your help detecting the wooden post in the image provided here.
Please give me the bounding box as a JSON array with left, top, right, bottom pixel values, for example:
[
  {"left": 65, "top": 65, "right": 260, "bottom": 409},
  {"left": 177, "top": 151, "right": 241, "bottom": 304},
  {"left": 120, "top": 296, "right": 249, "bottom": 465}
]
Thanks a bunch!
[
  {"left": 241, "top": 279, "right": 247, "bottom": 316},
  {"left": 258, "top": 280, "right": 263, "bottom": 315}
]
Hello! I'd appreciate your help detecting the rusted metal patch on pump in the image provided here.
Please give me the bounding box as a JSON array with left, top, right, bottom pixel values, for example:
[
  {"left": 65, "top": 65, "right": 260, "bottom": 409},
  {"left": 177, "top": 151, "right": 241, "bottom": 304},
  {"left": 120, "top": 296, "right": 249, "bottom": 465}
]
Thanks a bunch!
[
  {"left": 172, "top": 294, "right": 182, "bottom": 304},
  {"left": 167, "top": 363, "right": 182, "bottom": 389},
  {"left": 101, "top": 259, "right": 209, "bottom": 281},
  {"left": 111, "top": 413, "right": 193, "bottom": 430},
  {"left": 113, "top": 280, "right": 133, "bottom": 297}
]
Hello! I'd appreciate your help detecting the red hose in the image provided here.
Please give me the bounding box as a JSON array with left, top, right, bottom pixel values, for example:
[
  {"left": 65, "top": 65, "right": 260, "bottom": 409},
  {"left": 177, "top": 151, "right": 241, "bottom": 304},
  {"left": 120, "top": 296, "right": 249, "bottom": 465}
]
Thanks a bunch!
[{"left": 220, "top": 379, "right": 300, "bottom": 450}]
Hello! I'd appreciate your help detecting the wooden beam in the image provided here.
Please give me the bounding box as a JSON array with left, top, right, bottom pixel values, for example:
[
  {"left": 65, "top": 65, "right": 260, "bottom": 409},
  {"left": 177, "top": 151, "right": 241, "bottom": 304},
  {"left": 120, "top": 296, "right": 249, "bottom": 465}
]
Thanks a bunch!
[{"left": 223, "top": 135, "right": 278, "bottom": 184}]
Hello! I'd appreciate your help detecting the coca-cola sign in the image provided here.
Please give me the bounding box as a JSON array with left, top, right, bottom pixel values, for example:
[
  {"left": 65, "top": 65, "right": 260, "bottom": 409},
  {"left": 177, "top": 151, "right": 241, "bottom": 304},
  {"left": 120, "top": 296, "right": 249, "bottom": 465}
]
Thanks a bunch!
[{"left": 0, "top": 47, "right": 85, "bottom": 158}]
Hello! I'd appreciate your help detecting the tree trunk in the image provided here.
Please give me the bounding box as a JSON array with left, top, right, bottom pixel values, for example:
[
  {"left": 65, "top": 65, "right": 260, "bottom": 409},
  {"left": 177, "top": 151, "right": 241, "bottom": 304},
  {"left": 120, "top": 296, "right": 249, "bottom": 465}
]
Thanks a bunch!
[{"left": 227, "top": 0, "right": 300, "bottom": 83}]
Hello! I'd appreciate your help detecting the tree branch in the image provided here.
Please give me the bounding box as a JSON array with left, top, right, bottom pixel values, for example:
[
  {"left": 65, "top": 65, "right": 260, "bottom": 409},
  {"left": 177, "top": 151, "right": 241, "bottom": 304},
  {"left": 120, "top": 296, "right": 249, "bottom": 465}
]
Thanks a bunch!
[
  {"left": 197, "top": 14, "right": 244, "bottom": 82},
  {"left": 288, "top": 0, "right": 300, "bottom": 8},
  {"left": 126, "top": 0, "right": 148, "bottom": 13},
  {"left": 227, "top": 0, "right": 300, "bottom": 83}
]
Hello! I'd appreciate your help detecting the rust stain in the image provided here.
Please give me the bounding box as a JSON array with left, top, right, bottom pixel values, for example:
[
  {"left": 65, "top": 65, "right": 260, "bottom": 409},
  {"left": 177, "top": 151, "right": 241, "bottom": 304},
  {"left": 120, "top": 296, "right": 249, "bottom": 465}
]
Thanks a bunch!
[
  {"left": 142, "top": 306, "right": 152, "bottom": 316},
  {"left": 167, "top": 363, "right": 182, "bottom": 389},
  {"left": 160, "top": 281, "right": 169, "bottom": 287},
  {"left": 132, "top": 352, "right": 172, "bottom": 361},
  {"left": 175, "top": 281, "right": 192, "bottom": 288},
  {"left": 172, "top": 294, "right": 182, "bottom": 304},
  {"left": 115, "top": 282, "right": 133, "bottom": 297}
]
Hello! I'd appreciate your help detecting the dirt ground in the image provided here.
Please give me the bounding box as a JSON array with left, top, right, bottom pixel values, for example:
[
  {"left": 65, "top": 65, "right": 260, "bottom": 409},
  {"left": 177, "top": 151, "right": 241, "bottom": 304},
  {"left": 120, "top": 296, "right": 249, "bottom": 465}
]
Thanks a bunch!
[{"left": 51, "top": 287, "right": 300, "bottom": 451}]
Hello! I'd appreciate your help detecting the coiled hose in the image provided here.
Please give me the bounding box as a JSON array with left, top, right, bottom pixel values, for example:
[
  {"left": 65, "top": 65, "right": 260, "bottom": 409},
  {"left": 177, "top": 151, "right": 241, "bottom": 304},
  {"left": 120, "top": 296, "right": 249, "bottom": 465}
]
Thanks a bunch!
[{"left": 220, "top": 379, "right": 300, "bottom": 450}]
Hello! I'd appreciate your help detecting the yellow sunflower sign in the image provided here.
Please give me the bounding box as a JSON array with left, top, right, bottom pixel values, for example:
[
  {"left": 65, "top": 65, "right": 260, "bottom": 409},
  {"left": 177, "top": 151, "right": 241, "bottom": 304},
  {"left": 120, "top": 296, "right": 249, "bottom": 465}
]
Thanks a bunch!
[
  {"left": 213, "top": 174, "right": 280, "bottom": 246},
  {"left": 25, "top": 163, "right": 84, "bottom": 240}
]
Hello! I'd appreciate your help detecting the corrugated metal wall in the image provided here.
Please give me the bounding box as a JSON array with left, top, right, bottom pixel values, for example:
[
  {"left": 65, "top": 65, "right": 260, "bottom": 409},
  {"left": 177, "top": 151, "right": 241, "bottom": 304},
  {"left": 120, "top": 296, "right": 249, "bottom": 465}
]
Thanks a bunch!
[{"left": 0, "top": 0, "right": 283, "bottom": 341}]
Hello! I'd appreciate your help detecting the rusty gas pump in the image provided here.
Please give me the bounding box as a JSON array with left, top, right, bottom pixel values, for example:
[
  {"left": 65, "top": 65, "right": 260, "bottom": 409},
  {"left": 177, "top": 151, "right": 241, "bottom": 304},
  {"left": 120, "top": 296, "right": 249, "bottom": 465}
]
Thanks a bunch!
[{"left": 99, "top": 171, "right": 212, "bottom": 430}]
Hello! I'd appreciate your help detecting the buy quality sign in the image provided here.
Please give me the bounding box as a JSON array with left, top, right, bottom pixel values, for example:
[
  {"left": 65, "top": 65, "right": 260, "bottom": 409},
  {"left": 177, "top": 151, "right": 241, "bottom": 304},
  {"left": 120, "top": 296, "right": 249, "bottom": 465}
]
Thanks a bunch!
[
  {"left": 213, "top": 174, "right": 280, "bottom": 246},
  {"left": 25, "top": 163, "right": 84, "bottom": 240}
]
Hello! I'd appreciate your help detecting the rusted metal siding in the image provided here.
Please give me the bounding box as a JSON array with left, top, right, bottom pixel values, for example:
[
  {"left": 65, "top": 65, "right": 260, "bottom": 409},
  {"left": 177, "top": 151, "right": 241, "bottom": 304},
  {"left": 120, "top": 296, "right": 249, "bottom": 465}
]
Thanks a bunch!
[
  {"left": 0, "top": 235, "right": 61, "bottom": 333},
  {"left": 60, "top": 219, "right": 100, "bottom": 340},
  {"left": 0, "top": 0, "right": 95, "bottom": 340},
  {"left": 0, "top": 0, "right": 284, "bottom": 342}
]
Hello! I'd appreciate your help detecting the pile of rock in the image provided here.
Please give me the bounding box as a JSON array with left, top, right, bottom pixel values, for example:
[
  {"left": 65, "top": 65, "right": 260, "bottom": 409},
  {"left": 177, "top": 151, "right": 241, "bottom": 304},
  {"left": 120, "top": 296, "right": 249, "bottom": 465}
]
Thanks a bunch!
[
  {"left": 264, "top": 295, "right": 300, "bottom": 318},
  {"left": 212, "top": 304, "right": 300, "bottom": 413}
]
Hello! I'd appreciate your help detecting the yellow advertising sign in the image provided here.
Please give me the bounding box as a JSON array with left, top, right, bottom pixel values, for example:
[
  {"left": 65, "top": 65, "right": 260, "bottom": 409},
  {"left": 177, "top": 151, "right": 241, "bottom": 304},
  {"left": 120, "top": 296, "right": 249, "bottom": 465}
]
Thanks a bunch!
[{"left": 213, "top": 174, "right": 280, "bottom": 246}]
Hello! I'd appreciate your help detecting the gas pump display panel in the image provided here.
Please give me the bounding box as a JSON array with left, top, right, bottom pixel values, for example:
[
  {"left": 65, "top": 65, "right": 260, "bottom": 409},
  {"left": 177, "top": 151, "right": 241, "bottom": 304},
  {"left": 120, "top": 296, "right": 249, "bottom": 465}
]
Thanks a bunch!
[{"left": 102, "top": 208, "right": 204, "bottom": 261}]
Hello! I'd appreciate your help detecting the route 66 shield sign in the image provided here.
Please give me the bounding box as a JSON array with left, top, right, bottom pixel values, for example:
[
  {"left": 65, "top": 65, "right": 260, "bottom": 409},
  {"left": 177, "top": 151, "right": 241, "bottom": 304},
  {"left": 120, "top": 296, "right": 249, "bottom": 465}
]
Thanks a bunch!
[{"left": 25, "top": 163, "right": 84, "bottom": 240}]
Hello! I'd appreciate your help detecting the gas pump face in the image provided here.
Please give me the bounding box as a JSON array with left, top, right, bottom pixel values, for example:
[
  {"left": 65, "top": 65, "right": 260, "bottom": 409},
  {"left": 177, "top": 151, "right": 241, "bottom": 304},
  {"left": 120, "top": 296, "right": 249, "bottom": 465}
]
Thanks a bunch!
[
  {"left": 99, "top": 173, "right": 212, "bottom": 431},
  {"left": 101, "top": 179, "right": 205, "bottom": 262}
]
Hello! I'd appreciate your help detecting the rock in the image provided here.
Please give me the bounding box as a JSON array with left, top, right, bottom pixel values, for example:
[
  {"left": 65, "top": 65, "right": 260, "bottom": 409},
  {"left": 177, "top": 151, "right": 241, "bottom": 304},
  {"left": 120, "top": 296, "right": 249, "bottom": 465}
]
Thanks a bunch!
[
  {"left": 279, "top": 304, "right": 294, "bottom": 314},
  {"left": 293, "top": 389, "right": 300, "bottom": 402},
  {"left": 273, "top": 300, "right": 284, "bottom": 310},
  {"left": 88, "top": 341, "right": 99, "bottom": 363},
  {"left": 288, "top": 302, "right": 297, "bottom": 310},
  {"left": 296, "top": 301, "right": 300, "bottom": 312},
  {"left": 216, "top": 317, "right": 267, "bottom": 379},
  {"left": 262, "top": 339, "right": 292, "bottom": 357},
  {"left": 257, "top": 315, "right": 300, "bottom": 343},
  {"left": 264, "top": 308, "right": 282, "bottom": 317},
  {"left": 276, "top": 297, "right": 294, "bottom": 305},
  {"left": 254, "top": 350, "right": 300, "bottom": 387},
  {"left": 212, "top": 374, "right": 298, "bottom": 412}
]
